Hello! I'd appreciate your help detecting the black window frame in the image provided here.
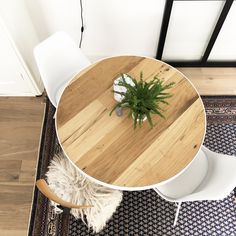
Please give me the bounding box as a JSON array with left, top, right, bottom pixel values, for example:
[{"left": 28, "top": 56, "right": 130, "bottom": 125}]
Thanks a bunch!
[{"left": 156, "top": 0, "right": 236, "bottom": 67}]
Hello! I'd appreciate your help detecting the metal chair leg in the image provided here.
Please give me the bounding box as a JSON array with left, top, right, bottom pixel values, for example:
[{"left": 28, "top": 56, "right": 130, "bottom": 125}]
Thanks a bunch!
[
  {"left": 58, "top": 205, "right": 71, "bottom": 214},
  {"left": 174, "top": 202, "right": 181, "bottom": 226}
]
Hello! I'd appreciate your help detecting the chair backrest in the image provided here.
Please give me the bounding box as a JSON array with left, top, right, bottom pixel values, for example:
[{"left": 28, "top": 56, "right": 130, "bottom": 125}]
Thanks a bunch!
[
  {"left": 36, "top": 179, "right": 93, "bottom": 209},
  {"left": 34, "top": 31, "right": 90, "bottom": 107}
]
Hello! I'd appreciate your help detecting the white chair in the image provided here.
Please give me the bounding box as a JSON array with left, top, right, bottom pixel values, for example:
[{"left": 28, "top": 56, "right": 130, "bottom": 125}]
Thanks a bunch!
[
  {"left": 154, "top": 146, "right": 236, "bottom": 226},
  {"left": 34, "top": 31, "right": 91, "bottom": 107}
]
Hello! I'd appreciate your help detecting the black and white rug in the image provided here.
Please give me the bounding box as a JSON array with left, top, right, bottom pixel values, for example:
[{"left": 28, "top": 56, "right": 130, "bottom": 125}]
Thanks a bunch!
[{"left": 29, "top": 96, "right": 236, "bottom": 236}]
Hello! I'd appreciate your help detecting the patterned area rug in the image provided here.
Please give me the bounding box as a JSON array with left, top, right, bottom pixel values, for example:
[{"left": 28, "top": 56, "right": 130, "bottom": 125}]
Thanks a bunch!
[{"left": 29, "top": 97, "right": 236, "bottom": 236}]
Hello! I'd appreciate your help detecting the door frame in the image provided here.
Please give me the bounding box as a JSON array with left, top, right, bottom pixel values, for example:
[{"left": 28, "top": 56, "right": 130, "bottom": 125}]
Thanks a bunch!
[{"left": 0, "top": 16, "right": 43, "bottom": 96}]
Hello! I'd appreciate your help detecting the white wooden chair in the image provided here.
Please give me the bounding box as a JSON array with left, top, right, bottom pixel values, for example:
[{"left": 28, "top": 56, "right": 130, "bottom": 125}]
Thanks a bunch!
[
  {"left": 34, "top": 31, "right": 90, "bottom": 107},
  {"left": 154, "top": 146, "right": 236, "bottom": 226}
]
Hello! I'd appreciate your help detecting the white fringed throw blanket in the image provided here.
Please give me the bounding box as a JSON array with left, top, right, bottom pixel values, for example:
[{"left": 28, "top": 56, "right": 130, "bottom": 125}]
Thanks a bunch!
[{"left": 45, "top": 152, "right": 123, "bottom": 233}]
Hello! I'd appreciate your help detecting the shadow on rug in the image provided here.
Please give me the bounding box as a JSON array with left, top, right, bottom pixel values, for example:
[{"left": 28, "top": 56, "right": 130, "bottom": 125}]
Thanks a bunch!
[{"left": 29, "top": 96, "right": 236, "bottom": 236}]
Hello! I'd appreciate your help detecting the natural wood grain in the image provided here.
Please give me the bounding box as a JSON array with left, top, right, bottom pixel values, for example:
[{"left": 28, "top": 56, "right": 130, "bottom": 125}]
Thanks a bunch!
[
  {"left": 0, "top": 160, "right": 21, "bottom": 182},
  {"left": 0, "top": 183, "right": 35, "bottom": 231},
  {"left": 0, "top": 230, "right": 27, "bottom": 236},
  {"left": 0, "top": 97, "right": 45, "bottom": 235},
  {"left": 113, "top": 98, "right": 205, "bottom": 186},
  {"left": 19, "top": 160, "right": 37, "bottom": 182},
  {"left": 178, "top": 67, "right": 236, "bottom": 95},
  {"left": 57, "top": 56, "right": 144, "bottom": 126},
  {"left": 57, "top": 56, "right": 206, "bottom": 188}
]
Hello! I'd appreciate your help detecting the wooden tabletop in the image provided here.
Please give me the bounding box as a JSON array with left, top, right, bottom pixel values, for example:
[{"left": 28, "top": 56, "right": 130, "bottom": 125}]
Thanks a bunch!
[{"left": 56, "top": 56, "right": 206, "bottom": 189}]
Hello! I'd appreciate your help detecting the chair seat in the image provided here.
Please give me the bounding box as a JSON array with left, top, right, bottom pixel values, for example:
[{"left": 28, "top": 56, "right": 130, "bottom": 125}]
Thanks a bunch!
[{"left": 156, "top": 149, "right": 208, "bottom": 200}]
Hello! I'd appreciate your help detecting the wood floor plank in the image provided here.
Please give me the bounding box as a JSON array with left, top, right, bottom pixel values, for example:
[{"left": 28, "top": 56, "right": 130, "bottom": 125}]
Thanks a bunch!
[
  {"left": 0, "top": 150, "right": 38, "bottom": 161},
  {"left": 0, "top": 122, "right": 43, "bottom": 158},
  {"left": 19, "top": 160, "right": 37, "bottom": 183},
  {"left": 0, "top": 96, "right": 45, "bottom": 235},
  {"left": 0, "top": 160, "right": 21, "bottom": 182},
  {"left": 0, "top": 184, "right": 33, "bottom": 205},
  {"left": 178, "top": 67, "right": 236, "bottom": 95},
  {"left": 0, "top": 183, "right": 34, "bottom": 231},
  {"left": 0, "top": 230, "right": 28, "bottom": 236}
]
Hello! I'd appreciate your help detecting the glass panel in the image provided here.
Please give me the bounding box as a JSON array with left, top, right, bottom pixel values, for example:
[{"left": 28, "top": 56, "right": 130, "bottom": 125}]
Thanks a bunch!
[
  {"left": 208, "top": 1, "right": 236, "bottom": 61},
  {"left": 162, "top": 1, "right": 224, "bottom": 61}
]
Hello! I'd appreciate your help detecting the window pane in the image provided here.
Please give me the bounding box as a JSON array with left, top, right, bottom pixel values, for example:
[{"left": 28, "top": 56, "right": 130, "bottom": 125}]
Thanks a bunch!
[
  {"left": 208, "top": 1, "right": 236, "bottom": 61},
  {"left": 162, "top": 1, "right": 224, "bottom": 61}
]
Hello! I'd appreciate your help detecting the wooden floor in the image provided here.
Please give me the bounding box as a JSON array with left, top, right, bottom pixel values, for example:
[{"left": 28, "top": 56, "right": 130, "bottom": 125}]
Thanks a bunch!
[
  {"left": 178, "top": 67, "right": 236, "bottom": 95},
  {"left": 0, "top": 68, "right": 235, "bottom": 235},
  {"left": 0, "top": 97, "right": 45, "bottom": 236}
]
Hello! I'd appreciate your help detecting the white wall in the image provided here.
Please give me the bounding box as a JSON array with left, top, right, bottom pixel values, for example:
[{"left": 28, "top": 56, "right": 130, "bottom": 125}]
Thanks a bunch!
[
  {"left": 24, "top": 0, "right": 166, "bottom": 62},
  {"left": 0, "top": 0, "right": 235, "bottom": 92},
  {"left": 23, "top": 0, "right": 236, "bottom": 62}
]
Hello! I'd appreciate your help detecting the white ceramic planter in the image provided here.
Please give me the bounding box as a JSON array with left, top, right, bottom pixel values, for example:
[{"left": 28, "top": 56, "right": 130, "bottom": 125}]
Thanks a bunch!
[{"left": 113, "top": 74, "right": 134, "bottom": 102}]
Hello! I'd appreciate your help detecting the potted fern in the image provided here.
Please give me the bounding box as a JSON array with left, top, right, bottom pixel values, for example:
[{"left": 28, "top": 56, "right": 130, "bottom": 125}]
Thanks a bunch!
[{"left": 110, "top": 72, "right": 175, "bottom": 129}]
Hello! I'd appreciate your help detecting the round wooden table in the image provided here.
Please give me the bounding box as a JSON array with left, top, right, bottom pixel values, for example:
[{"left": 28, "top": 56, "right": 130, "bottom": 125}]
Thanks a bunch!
[{"left": 56, "top": 56, "right": 206, "bottom": 190}]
